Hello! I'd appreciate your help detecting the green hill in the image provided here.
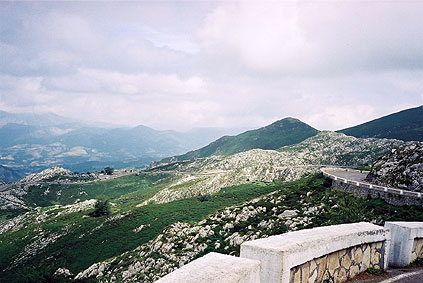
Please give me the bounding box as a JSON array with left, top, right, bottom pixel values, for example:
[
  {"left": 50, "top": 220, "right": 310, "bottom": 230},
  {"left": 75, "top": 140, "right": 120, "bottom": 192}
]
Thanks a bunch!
[
  {"left": 160, "top": 118, "right": 319, "bottom": 163},
  {"left": 338, "top": 105, "right": 423, "bottom": 141}
]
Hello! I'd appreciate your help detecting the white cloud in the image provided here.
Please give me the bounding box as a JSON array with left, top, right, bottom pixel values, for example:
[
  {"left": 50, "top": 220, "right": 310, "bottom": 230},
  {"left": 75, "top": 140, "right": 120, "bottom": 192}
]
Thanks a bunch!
[
  {"left": 42, "top": 69, "right": 206, "bottom": 96},
  {"left": 199, "top": 1, "right": 423, "bottom": 75}
]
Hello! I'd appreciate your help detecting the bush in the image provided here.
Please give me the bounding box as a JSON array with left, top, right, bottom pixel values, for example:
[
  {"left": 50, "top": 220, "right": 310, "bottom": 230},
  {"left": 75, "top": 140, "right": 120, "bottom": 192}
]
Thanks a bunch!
[
  {"left": 89, "top": 199, "right": 110, "bottom": 217},
  {"left": 198, "top": 194, "right": 211, "bottom": 202},
  {"left": 104, "top": 167, "right": 114, "bottom": 175},
  {"left": 366, "top": 267, "right": 385, "bottom": 275}
]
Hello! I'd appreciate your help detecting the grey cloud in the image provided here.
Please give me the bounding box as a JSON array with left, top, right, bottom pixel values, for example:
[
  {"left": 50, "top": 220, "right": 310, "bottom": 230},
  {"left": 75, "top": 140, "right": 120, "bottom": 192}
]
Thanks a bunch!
[{"left": 0, "top": 1, "right": 422, "bottom": 132}]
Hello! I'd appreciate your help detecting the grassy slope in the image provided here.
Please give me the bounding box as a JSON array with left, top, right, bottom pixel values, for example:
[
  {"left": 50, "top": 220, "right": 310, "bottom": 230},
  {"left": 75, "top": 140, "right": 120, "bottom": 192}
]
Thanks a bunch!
[
  {"left": 0, "top": 180, "right": 286, "bottom": 282},
  {"left": 97, "top": 174, "right": 423, "bottom": 282},
  {"left": 2, "top": 174, "right": 423, "bottom": 282},
  {"left": 338, "top": 105, "right": 423, "bottom": 141},
  {"left": 161, "top": 118, "right": 319, "bottom": 162},
  {"left": 0, "top": 173, "right": 172, "bottom": 220}
]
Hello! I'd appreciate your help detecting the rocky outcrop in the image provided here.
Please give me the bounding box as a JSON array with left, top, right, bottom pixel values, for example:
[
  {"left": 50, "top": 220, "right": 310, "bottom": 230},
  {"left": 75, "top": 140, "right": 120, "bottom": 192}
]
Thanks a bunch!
[
  {"left": 75, "top": 187, "right": 329, "bottom": 282},
  {"left": 366, "top": 142, "right": 423, "bottom": 192},
  {"left": 20, "top": 167, "right": 72, "bottom": 183},
  {"left": 0, "top": 199, "right": 96, "bottom": 235},
  {"left": 144, "top": 132, "right": 403, "bottom": 204},
  {"left": 0, "top": 167, "right": 96, "bottom": 212}
]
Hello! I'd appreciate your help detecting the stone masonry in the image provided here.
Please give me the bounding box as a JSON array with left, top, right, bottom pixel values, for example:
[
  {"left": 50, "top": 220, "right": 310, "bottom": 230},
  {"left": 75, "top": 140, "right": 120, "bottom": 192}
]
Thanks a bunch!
[
  {"left": 289, "top": 242, "right": 384, "bottom": 283},
  {"left": 411, "top": 238, "right": 423, "bottom": 263}
]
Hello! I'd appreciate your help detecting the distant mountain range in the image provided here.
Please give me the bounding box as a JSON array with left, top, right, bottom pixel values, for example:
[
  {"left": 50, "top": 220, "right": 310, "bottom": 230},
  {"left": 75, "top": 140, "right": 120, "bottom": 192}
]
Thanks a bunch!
[
  {"left": 159, "top": 118, "right": 319, "bottom": 164},
  {"left": 0, "top": 111, "right": 243, "bottom": 181},
  {"left": 0, "top": 165, "right": 24, "bottom": 183},
  {"left": 338, "top": 105, "right": 423, "bottom": 141},
  {"left": 0, "top": 110, "right": 78, "bottom": 127}
]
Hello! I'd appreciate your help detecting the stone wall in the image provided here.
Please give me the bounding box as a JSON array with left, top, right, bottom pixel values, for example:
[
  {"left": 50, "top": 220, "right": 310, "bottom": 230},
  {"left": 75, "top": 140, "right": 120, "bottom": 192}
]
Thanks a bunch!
[
  {"left": 240, "top": 222, "right": 389, "bottom": 283},
  {"left": 411, "top": 238, "right": 423, "bottom": 263},
  {"left": 322, "top": 169, "right": 423, "bottom": 206},
  {"left": 289, "top": 242, "right": 384, "bottom": 283}
]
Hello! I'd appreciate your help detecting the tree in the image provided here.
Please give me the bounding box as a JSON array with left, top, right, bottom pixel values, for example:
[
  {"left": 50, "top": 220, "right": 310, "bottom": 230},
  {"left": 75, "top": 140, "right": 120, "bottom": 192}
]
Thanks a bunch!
[
  {"left": 198, "top": 194, "right": 211, "bottom": 202},
  {"left": 89, "top": 199, "right": 110, "bottom": 217},
  {"left": 104, "top": 167, "right": 114, "bottom": 175}
]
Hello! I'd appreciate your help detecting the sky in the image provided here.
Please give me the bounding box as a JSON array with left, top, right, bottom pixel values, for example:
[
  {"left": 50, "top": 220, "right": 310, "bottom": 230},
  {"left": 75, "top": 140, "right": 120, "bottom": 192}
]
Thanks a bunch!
[{"left": 1, "top": 1, "right": 423, "bottom": 131}]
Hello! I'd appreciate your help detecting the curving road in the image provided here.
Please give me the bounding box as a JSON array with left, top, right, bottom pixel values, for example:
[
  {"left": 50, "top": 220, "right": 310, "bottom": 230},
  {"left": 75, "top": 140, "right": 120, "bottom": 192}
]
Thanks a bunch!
[
  {"left": 330, "top": 170, "right": 369, "bottom": 182},
  {"left": 322, "top": 168, "right": 423, "bottom": 200}
]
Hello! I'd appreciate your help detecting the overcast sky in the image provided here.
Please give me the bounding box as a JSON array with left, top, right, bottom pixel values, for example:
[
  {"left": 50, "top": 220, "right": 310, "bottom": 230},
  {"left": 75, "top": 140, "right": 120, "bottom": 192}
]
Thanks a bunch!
[{"left": 1, "top": 1, "right": 423, "bottom": 131}]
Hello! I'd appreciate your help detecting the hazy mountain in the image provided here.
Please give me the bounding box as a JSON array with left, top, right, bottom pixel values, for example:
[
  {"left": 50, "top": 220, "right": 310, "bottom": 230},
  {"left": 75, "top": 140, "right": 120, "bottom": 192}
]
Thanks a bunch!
[
  {"left": 338, "top": 105, "right": 423, "bottom": 141},
  {"left": 0, "top": 165, "right": 24, "bottom": 183},
  {"left": 0, "top": 110, "right": 243, "bottom": 173},
  {"left": 159, "top": 118, "right": 319, "bottom": 164},
  {"left": 0, "top": 110, "right": 77, "bottom": 127}
]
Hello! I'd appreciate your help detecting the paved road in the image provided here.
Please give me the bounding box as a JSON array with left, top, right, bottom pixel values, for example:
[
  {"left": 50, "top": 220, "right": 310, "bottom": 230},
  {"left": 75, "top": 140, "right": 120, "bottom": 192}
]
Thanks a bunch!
[
  {"left": 331, "top": 170, "right": 369, "bottom": 182},
  {"left": 349, "top": 267, "right": 423, "bottom": 282},
  {"left": 381, "top": 269, "right": 423, "bottom": 282}
]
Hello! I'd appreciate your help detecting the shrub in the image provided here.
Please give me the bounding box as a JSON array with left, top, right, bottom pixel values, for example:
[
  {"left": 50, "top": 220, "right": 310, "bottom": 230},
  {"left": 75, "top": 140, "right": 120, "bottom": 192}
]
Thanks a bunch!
[
  {"left": 104, "top": 167, "right": 114, "bottom": 175},
  {"left": 89, "top": 199, "right": 110, "bottom": 217},
  {"left": 198, "top": 194, "right": 211, "bottom": 202}
]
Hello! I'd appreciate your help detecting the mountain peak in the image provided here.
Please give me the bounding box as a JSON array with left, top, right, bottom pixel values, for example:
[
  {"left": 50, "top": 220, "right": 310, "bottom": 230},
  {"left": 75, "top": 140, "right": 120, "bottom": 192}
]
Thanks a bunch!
[{"left": 158, "top": 117, "right": 319, "bottom": 163}]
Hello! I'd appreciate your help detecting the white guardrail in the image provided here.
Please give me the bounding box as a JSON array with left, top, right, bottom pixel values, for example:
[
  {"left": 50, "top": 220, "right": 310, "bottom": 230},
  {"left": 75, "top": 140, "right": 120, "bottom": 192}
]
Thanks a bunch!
[{"left": 321, "top": 168, "right": 422, "bottom": 199}]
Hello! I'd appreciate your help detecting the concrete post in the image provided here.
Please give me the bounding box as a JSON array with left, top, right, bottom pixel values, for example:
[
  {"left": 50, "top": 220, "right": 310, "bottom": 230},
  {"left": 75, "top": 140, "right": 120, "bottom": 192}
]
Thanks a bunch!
[{"left": 385, "top": 222, "right": 423, "bottom": 267}]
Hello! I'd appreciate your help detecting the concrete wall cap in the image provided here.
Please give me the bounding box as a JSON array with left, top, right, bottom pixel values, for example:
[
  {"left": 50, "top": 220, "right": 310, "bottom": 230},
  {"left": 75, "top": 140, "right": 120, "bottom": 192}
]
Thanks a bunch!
[
  {"left": 385, "top": 222, "right": 423, "bottom": 229},
  {"left": 155, "top": 252, "right": 261, "bottom": 283},
  {"left": 241, "top": 222, "right": 389, "bottom": 282},
  {"left": 241, "top": 222, "right": 386, "bottom": 253}
]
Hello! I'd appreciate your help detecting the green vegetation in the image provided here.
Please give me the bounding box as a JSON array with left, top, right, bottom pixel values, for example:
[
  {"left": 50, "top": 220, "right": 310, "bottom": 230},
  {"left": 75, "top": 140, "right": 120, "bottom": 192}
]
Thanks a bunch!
[
  {"left": 339, "top": 105, "right": 423, "bottom": 141},
  {"left": 0, "top": 173, "right": 172, "bottom": 220},
  {"left": 89, "top": 200, "right": 110, "bottom": 217},
  {"left": 354, "top": 165, "right": 371, "bottom": 172},
  {"left": 410, "top": 258, "right": 423, "bottom": 267},
  {"left": 2, "top": 173, "right": 423, "bottom": 282},
  {"left": 104, "top": 167, "right": 114, "bottom": 175},
  {"left": 198, "top": 194, "right": 212, "bottom": 202},
  {"left": 366, "top": 267, "right": 386, "bottom": 275},
  {"left": 0, "top": 179, "right": 285, "bottom": 282},
  {"left": 160, "top": 118, "right": 319, "bottom": 163}
]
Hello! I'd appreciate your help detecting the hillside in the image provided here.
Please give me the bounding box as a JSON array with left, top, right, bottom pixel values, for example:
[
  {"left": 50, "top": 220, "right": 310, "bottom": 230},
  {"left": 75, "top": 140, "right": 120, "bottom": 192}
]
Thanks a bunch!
[
  {"left": 2, "top": 174, "right": 423, "bottom": 282},
  {"left": 366, "top": 142, "right": 423, "bottom": 191},
  {"left": 75, "top": 175, "right": 423, "bottom": 282},
  {"left": 0, "top": 167, "right": 173, "bottom": 220},
  {"left": 144, "top": 132, "right": 403, "bottom": 204},
  {"left": 0, "top": 165, "right": 23, "bottom": 183},
  {"left": 1, "top": 131, "right": 402, "bottom": 220},
  {"left": 338, "top": 105, "right": 423, "bottom": 141},
  {"left": 158, "top": 118, "right": 319, "bottom": 163}
]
